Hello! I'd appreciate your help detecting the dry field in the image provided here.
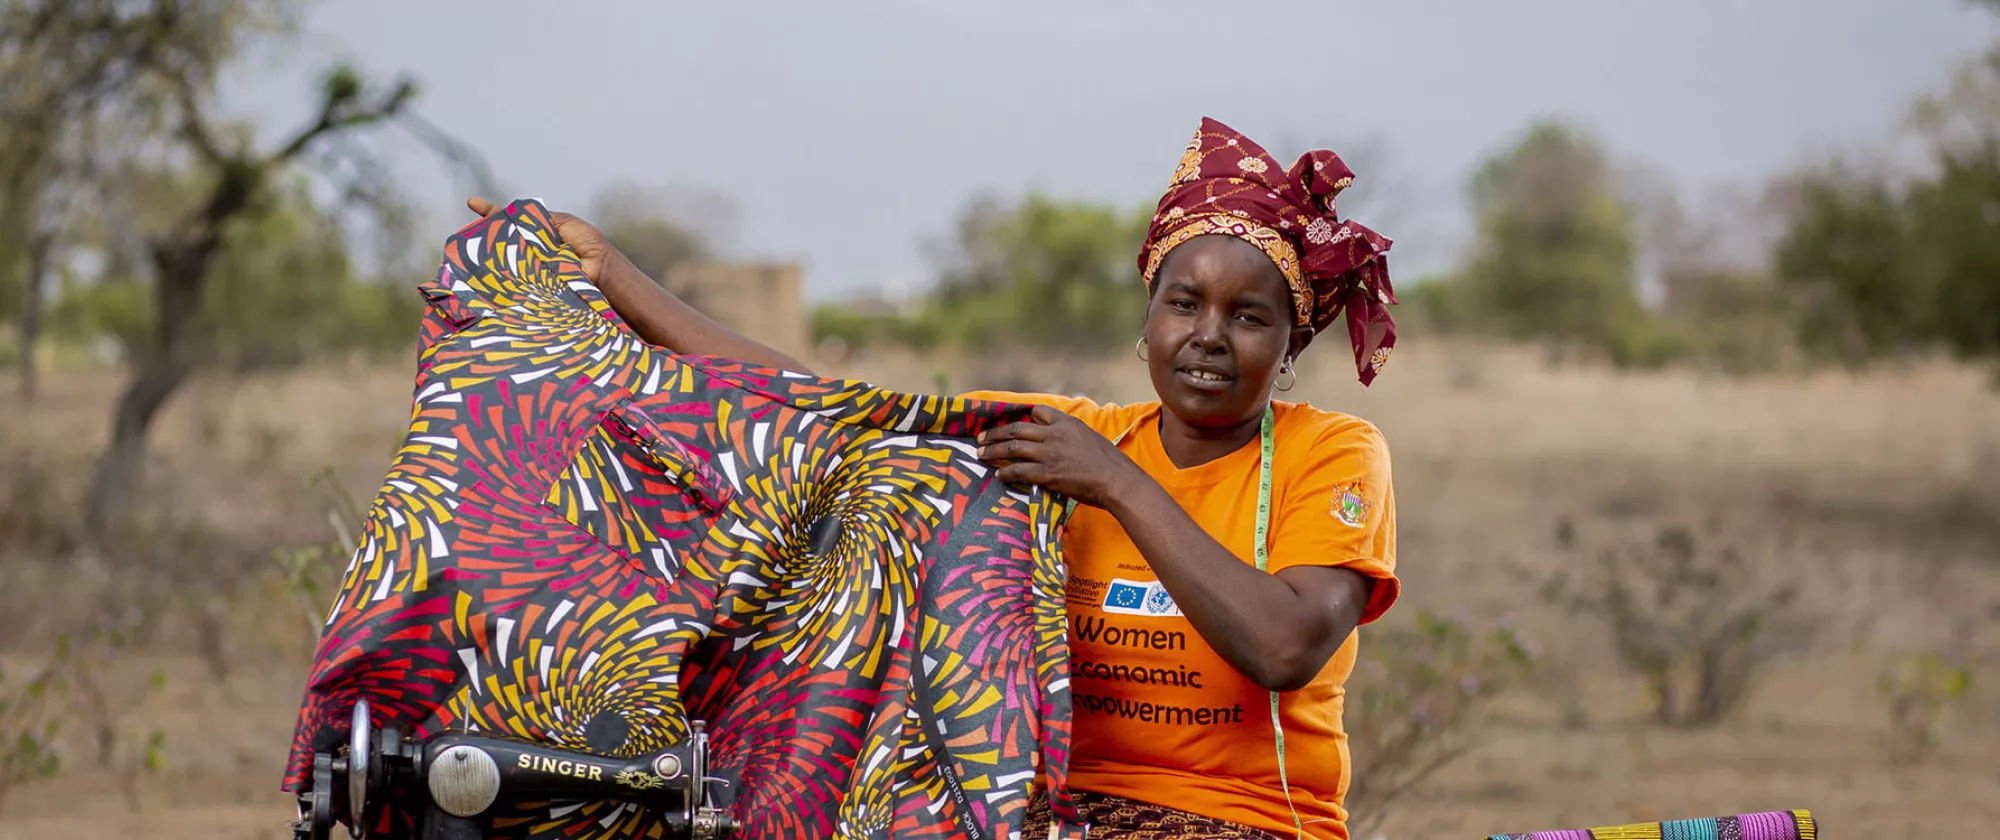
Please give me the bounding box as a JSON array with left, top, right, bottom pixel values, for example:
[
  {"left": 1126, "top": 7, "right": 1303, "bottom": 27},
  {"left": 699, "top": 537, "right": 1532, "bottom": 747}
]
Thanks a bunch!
[{"left": 1, "top": 339, "right": 1996, "bottom": 838}]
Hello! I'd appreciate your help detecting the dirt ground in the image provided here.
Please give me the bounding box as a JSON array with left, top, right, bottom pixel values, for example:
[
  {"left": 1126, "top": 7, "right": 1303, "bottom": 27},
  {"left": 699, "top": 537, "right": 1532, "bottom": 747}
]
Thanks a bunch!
[{"left": 2, "top": 340, "right": 1996, "bottom": 838}]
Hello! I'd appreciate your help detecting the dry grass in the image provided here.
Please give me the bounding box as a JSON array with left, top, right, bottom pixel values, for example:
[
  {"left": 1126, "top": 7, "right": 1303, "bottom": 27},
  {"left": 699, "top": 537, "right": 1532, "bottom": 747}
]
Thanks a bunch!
[{"left": 2, "top": 339, "right": 1997, "bottom": 838}]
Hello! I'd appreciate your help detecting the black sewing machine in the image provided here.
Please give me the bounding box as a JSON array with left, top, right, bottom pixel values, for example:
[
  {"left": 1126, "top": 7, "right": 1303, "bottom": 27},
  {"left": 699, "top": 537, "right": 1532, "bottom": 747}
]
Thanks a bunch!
[{"left": 293, "top": 699, "right": 738, "bottom": 840}]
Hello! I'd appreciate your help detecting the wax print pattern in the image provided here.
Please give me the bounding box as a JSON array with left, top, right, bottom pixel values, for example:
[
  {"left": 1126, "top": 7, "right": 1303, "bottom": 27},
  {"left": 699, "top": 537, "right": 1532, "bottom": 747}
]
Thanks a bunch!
[
  {"left": 1486, "top": 809, "right": 1817, "bottom": 840},
  {"left": 281, "top": 200, "right": 1082, "bottom": 839}
]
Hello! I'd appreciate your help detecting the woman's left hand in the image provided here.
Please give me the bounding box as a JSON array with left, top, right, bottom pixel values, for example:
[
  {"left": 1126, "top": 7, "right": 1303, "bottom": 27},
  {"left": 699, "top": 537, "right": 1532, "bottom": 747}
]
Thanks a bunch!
[{"left": 976, "top": 405, "right": 1137, "bottom": 509}]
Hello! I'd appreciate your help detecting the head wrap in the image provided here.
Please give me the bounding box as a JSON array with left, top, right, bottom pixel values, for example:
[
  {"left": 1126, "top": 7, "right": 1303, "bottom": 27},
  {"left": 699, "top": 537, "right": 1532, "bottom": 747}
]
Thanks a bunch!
[{"left": 1140, "top": 117, "right": 1399, "bottom": 386}]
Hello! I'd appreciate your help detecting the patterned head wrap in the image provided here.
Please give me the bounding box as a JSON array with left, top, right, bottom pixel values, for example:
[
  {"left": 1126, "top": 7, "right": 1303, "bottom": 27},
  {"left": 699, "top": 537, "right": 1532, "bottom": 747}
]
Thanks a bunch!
[{"left": 1140, "top": 117, "right": 1399, "bottom": 386}]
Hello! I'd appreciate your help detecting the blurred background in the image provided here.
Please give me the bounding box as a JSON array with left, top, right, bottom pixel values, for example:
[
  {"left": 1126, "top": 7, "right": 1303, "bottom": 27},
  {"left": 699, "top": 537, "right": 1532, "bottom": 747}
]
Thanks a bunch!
[{"left": 2, "top": 1, "right": 1997, "bottom": 837}]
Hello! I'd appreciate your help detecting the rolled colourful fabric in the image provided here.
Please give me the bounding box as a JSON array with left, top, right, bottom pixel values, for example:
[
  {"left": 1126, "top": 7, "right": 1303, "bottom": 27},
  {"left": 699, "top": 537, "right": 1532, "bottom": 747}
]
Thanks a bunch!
[
  {"left": 1139, "top": 117, "right": 1399, "bottom": 386},
  {"left": 1485, "top": 808, "right": 1817, "bottom": 840}
]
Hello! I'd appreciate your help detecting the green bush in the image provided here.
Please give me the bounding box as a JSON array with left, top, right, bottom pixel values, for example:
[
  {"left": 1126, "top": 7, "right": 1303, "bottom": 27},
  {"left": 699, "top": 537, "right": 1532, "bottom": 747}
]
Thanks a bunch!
[
  {"left": 809, "top": 305, "right": 944, "bottom": 352},
  {"left": 1604, "top": 318, "right": 1693, "bottom": 371}
]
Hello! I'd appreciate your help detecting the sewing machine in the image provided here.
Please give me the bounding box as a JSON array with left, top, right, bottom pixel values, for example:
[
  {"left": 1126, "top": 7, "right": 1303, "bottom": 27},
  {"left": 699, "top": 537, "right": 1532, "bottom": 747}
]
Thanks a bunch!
[{"left": 292, "top": 699, "right": 737, "bottom": 840}]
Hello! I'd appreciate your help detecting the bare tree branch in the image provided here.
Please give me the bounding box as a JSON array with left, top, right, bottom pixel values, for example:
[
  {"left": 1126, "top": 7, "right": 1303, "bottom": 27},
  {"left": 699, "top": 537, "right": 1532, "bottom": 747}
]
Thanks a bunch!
[
  {"left": 168, "top": 70, "right": 228, "bottom": 165},
  {"left": 270, "top": 75, "right": 417, "bottom": 165},
  {"left": 396, "top": 109, "right": 501, "bottom": 199}
]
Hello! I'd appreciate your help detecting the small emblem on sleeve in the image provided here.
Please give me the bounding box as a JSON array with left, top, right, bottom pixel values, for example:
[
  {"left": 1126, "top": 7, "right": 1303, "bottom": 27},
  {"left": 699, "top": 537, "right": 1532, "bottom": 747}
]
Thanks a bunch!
[{"left": 1331, "top": 482, "right": 1370, "bottom": 528}]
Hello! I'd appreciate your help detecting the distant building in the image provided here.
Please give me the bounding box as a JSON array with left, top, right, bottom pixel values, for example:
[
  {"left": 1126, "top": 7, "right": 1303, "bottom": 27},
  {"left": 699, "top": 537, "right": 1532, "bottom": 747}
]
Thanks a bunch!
[{"left": 661, "top": 262, "right": 812, "bottom": 362}]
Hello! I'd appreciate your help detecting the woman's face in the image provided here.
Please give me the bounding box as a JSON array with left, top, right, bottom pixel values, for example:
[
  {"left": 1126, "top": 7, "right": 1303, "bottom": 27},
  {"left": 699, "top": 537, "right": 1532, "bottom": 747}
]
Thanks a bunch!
[{"left": 1143, "top": 235, "right": 1315, "bottom": 431}]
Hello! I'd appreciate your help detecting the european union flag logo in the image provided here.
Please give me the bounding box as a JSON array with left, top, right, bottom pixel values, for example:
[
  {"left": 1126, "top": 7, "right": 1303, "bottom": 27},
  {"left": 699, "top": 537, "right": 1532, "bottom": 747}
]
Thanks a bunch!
[{"left": 1104, "top": 581, "right": 1146, "bottom": 611}]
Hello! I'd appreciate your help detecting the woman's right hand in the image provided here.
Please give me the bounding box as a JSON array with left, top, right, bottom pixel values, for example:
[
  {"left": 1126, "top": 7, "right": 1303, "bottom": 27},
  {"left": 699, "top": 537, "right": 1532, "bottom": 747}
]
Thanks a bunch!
[{"left": 465, "top": 196, "right": 615, "bottom": 285}]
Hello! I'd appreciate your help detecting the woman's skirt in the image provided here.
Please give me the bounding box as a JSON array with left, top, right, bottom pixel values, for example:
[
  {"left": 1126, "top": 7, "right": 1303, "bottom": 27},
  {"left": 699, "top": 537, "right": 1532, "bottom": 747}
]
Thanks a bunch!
[{"left": 1021, "top": 790, "right": 1282, "bottom": 840}]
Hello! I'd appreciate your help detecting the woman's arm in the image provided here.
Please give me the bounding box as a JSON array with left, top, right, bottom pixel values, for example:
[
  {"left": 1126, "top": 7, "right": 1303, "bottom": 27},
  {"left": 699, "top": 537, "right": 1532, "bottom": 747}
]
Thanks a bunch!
[
  {"left": 466, "top": 196, "right": 813, "bottom": 374},
  {"left": 977, "top": 406, "right": 1375, "bottom": 692},
  {"left": 1104, "top": 478, "right": 1372, "bottom": 692},
  {"left": 594, "top": 248, "right": 815, "bottom": 374}
]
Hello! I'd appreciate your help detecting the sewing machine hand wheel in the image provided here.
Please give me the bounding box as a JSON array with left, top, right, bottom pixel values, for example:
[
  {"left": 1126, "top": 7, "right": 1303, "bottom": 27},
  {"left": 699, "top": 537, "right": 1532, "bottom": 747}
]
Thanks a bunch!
[{"left": 348, "top": 698, "right": 372, "bottom": 837}]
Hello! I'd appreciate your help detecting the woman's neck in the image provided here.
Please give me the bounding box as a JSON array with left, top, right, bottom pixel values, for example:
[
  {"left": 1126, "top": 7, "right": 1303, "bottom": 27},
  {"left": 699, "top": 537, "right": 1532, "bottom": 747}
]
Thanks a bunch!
[{"left": 1156, "top": 408, "right": 1264, "bottom": 469}]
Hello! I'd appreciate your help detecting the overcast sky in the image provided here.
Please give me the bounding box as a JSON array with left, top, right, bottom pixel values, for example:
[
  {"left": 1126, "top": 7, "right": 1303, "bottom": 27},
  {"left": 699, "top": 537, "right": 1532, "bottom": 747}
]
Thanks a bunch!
[{"left": 220, "top": 0, "right": 1996, "bottom": 301}]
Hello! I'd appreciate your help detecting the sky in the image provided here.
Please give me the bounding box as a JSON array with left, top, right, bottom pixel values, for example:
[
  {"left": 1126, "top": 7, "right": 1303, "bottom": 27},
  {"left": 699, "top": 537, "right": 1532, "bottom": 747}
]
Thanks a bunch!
[{"left": 220, "top": 0, "right": 1998, "bottom": 302}]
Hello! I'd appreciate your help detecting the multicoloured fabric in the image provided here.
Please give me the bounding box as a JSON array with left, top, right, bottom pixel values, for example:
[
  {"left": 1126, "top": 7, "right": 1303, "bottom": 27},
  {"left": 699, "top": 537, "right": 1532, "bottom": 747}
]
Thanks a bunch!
[
  {"left": 1022, "top": 790, "right": 1280, "bottom": 840},
  {"left": 1486, "top": 809, "right": 1817, "bottom": 840},
  {"left": 282, "top": 199, "right": 1084, "bottom": 839},
  {"left": 1140, "top": 117, "right": 1400, "bottom": 386}
]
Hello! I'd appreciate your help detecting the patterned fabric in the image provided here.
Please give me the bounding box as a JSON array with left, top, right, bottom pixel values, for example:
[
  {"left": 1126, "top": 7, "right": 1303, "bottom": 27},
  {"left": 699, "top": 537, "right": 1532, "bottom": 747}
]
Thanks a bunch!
[
  {"left": 1485, "top": 809, "right": 1817, "bottom": 840},
  {"left": 1022, "top": 789, "right": 1281, "bottom": 840},
  {"left": 1140, "top": 117, "right": 1400, "bottom": 386},
  {"left": 282, "top": 200, "right": 1085, "bottom": 839}
]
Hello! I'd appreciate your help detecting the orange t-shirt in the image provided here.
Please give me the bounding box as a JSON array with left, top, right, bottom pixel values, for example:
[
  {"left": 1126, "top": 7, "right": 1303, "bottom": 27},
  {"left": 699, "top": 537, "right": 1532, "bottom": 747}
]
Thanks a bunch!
[{"left": 961, "top": 390, "right": 1400, "bottom": 840}]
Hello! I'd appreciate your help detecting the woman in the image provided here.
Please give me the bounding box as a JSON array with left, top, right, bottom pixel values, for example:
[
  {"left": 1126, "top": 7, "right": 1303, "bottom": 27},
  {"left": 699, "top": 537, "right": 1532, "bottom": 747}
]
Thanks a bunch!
[{"left": 465, "top": 117, "right": 1400, "bottom": 840}]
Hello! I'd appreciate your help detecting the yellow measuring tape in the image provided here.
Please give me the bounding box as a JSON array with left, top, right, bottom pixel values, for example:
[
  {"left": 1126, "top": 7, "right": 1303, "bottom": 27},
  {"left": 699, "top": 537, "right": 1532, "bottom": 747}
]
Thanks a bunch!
[{"left": 1251, "top": 407, "right": 1306, "bottom": 838}]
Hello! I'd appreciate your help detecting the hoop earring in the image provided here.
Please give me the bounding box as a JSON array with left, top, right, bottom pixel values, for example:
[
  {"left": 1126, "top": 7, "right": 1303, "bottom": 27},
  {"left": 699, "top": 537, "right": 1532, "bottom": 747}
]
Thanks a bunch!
[
  {"left": 1135, "top": 336, "right": 1149, "bottom": 362},
  {"left": 1275, "top": 361, "right": 1297, "bottom": 392}
]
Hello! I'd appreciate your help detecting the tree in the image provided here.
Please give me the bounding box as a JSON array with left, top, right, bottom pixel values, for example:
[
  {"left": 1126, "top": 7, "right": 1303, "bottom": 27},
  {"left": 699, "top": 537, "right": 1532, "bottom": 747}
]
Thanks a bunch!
[
  {"left": 91, "top": 72, "right": 412, "bottom": 533},
  {"left": 50, "top": 171, "right": 424, "bottom": 374},
  {"left": 0, "top": 0, "right": 245, "bottom": 399},
  {"left": 0, "top": 0, "right": 486, "bottom": 533},
  {"left": 921, "top": 193, "right": 1152, "bottom": 352},
  {"left": 1907, "top": 42, "right": 2000, "bottom": 157},
  {"left": 1456, "top": 121, "right": 1646, "bottom": 358},
  {"left": 1905, "top": 44, "right": 2000, "bottom": 365},
  {"left": 1907, "top": 139, "right": 2000, "bottom": 362},
  {"left": 1771, "top": 44, "right": 2000, "bottom": 371},
  {"left": 1771, "top": 166, "right": 1925, "bottom": 365}
]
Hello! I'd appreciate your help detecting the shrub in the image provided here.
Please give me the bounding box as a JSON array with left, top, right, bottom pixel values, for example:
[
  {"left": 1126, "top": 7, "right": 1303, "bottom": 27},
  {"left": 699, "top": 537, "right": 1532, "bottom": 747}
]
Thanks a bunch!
[
  {"left": 1537, "top": 516, "right": 1816, "bottom": 727},
  {"left": 1603, "top": 318, "right": 1694, "bottom": 371},
  {"left": 1342, "top": 610, "right": 1533, "bottom": 839},
  {"left": 233, "top": 466, "right": 367, "bottom": 653},
  {"left": 0, "top": 442, "right": 76, "bottom": 556},
  {"left": 66, "top": 617, "right": 169, "bottom": 811},
  {"left": 1878, "top": 652, "right": 1975, "bottom": 765},
  {"left": 0, "top": 625, "right": 167, "bottom": 815},
  {"left": 0, "top": 638, "right": 70, "bottom": 814}
]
